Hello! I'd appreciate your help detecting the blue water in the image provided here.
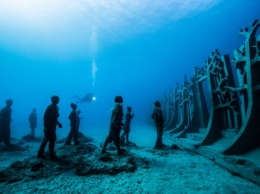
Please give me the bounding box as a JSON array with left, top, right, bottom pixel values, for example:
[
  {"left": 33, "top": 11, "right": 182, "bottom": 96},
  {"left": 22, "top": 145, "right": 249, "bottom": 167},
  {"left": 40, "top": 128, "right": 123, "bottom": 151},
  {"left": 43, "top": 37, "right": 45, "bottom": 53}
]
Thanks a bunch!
[{"left": 0, "top": 0, "right": 259, "bottom": 138}]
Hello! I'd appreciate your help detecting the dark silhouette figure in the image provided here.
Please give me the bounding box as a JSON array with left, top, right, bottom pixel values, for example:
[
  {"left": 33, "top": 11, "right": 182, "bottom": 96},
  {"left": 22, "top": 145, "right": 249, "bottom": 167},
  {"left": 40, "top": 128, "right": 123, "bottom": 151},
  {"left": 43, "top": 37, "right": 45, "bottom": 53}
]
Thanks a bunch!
[
  {"left": 151, "top": 101, "right": 165, "bottom": 149},
  {"left": 0, "top": 99, "right": 13, "bottom": 147},
  {"left": 28, "top": 108, "right": 37, "bottom": 137},
  {"left": 121, "top": 106, "right": 134, "bottom": 143},
  {"left": 37, "top": 96, "right": 62, "bottom": 159},
  {"left": 65, "top": 103, "right": 79, "bottom": 145},
  {"left": 101, "top": 96, "right": 125, "bottom": 155},
  {"left": 76, "top": 110, "right": 82, "bottom": 132},
  {"left": 72, "top": 93, "right": 95, "bottom": 104}
]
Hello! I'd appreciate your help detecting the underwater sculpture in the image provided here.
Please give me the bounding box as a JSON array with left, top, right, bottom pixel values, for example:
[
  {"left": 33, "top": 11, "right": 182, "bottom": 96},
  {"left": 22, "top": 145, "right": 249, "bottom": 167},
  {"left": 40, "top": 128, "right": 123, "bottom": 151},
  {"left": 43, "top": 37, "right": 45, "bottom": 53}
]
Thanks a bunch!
[
  {"left": 37, "top": 96, "right": 63, "bottom": 160},
  {"left": 72, "top": 93, "right": 96, "bottom": 104},
  {"left": 151, "top": 100, "right": 166, "bottom": 149},
  {"left": 65, "top": 103, "right": 80, "bottom": 146},
  {"left": 28, "top": 108, "right": 37, "bottom": 137},
  {"left": 166, "top": 76, "right": 194, "bottom": 134},
  {"left": 163, "top": 19, "right": 260, "bottom": 186},
  {"left": 22, "top": 108, "right": 42, "bottom": 142},
  {"left": 0, "top": 99, "right": 13, "bottom": 147},
  {"left": 101, "top": 96, "right": 126, "bottom": 155},
  {"left": 161, "top": 86, "right": 175, "bottom": 130},
  {"left": 163, "top": 83, "right": 180, "bottom": 131},
  {"left": 120, "top": 106, "right": 134, "bottom": 144}
]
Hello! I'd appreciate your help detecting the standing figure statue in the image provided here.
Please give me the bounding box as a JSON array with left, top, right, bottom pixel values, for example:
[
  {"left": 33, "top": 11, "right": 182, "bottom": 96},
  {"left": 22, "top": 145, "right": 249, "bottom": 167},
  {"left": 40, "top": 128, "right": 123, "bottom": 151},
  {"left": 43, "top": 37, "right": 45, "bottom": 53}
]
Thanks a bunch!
[
  {"left": 65, "top": 103, "right": 80, "bottom": 145},
  {"left": 0, "top": 99, "right": 13, "bottom": 147},
  {"left": 121, "top": 106, "right": 134, "bottom": 144},
  {"left": 151, "top": 100, "right": 166, "bottom": 149},
  {"left": 28, "top": 108, "right": 37, "bottom": 137},
  {"left": 76, "top": 110, "right": 82, "bottom": 132},
  {"left": 101, "top": 96, "right": 126, "bottom": 155},
  {"left": 37, "top": 96, "right": 62, "bottom": 160}
]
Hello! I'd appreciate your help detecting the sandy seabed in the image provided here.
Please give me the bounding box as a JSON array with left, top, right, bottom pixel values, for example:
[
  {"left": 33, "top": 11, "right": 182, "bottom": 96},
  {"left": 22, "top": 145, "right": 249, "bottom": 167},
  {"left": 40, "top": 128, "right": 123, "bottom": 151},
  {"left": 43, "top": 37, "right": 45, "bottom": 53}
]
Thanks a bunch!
[{"left": 0, "top": 126, "right": 260, "bottom": 194}]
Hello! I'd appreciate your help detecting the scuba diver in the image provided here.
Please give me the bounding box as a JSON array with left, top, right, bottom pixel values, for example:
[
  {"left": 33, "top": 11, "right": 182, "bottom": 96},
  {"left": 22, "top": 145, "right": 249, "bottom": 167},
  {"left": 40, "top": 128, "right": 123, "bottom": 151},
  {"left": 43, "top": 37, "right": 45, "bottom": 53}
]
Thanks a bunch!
[{"left": 72, "top": 93, "right": 96, "bottom": 104}]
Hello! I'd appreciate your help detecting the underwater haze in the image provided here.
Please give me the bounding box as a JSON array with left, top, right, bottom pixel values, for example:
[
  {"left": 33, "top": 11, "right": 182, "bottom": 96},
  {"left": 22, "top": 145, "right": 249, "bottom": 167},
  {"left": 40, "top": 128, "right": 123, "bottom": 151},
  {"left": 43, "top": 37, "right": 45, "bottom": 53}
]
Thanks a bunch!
[{"left": 0, "top": 0, "right": 259, "bottom": 138}]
